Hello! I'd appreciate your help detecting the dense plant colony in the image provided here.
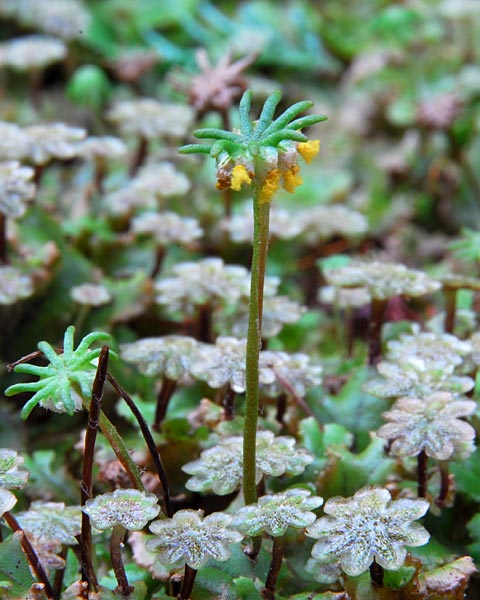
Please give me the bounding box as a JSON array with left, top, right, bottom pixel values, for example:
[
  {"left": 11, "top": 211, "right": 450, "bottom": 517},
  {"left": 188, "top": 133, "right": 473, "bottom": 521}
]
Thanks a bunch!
[{"left": 1, "top": 1, "right": 480, "bottom": 599}]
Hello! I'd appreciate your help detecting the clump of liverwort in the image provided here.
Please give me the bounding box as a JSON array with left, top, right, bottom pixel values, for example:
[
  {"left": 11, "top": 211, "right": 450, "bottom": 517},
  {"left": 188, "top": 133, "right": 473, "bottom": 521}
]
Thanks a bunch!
[
  {"left": 183, "top": 430, "right": 313, "bottom": 496},
  {"left": 233, "top": 488, "right": 323, "bottom": 599},
  {"left": 306, "top": 486, "right": 430, "bottom": 587},
  {"left": 84, "top": 489, "right": 160, "bottom": 596},
  {"left": 108, "top": 98, "right": 194, "bottom": 174},
  {"left": 147, "top": 509, "right": 243, "bottom": 599},
  {"left": 0, "top": 160, "right": 35, "bottom": 263},
  {"left": 131, "top": 210, "right": 203, "bottom": 278},
  {"left": 121, "top": 335, "right": 198, "bottom": 429},
  {"left": 322, "top": 258, "right": 440, "bottom": 364},
  {"left": 378, "top": 391, "right": 476, "bottom": 501}
]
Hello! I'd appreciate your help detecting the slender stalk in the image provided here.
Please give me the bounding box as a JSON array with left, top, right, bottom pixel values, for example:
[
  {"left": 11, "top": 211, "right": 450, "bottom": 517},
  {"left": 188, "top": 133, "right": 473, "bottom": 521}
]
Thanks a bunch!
[
  {"left": 417, "top": 450, "right": 428, "bottom": 498},
  {"left": 222, "top": 384, "right": 236, "bottom": 420},
  {"left": 345, "top": 307, "right": 354, "bottom": 358},
  {"left": 130, "top": 136, "right": 148, "bottom": 176},
  {"left": 368, "top": 298, "right": 387, "bottom": 366},
  {"left": 150, "top": 245, "right": 166, "bottom": 279},
  {"left": 7, "top": 349, "right": 55, "bottom": 372},
  {"left": 275, "top": 393, "right": 288, "bottom": 425},
  {"left": 436, "top": 461, "right": 450, "bottom": 507},
  {"left": 243, "top": 188, "right": 270, "bottom": 506},
  {"left": 30, "top": 69, "right": 43, "bottom": 110},
  {"left": 93, "top": 156, "right": 107, "bottom": 194},
  {"left": 220, "top": 108, "right": 233, "bottom": 219},
  {"left": 80, "top": 346, "right": 109, "bottom": 591},
  {"left": 272, "top": 365, "right": 321, "bottom": 427},
  {"left": 262, "top": 536, "right": 285, "bottom": 600},
  {"left": 53, "top": 547, "right": 68, "bottom": 599},
  {"left": 3, "top": 513, "right": 57, "bottom": 600},
  {"left": 153, "top": 376, "right": 177, "bottom": 430},
  {"left": 178, "top": 564, "right": 197, "bottom": 600},
  {"left": 0, "top": 213, "right": 7, "bottom": 264},
  {"left": 443, "top": 287, "right": 456, "bottom": 334},
  {"left": 110, "top": 524, "right": 133, "bottom": 596},
  {"left": 369, "top": 558, "right": 384, "bottom": 587},
  {"left": 257, "top": 203, "right": 270, "bottom": 332},
  {"left": 33, "top": 164, "right": 45, "bottom": 188},
  {"left": 107, "top": 373, "right": 172, "bottom": 517},
  {"left": 74, "top": 305, "right": 91, "bottom": 336},
  {"left": 460, "top": 150, "right": 480, "bottom": 200},
  {"left": 197, "top": 302, "right": 213, "bottom": 343}
]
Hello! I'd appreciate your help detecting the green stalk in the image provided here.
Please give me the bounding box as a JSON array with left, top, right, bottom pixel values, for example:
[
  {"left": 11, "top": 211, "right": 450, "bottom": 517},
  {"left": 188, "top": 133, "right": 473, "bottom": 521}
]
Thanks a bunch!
[
  {"left": 98, "top": 410, "right": 146, "bottom": 492},
  {"left": 81, "top": 397, "right": 145, "bottom": 492},
  {"left": 443, "top": 286, "right": 456, "bottom": 334},
  {"left": 243, "top": 185, "right": 270, "bottom": 506}
]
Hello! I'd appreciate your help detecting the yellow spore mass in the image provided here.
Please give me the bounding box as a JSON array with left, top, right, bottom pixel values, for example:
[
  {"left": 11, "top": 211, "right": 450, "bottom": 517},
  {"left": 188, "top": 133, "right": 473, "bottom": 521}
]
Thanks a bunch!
[
  {"left": 283, "top": 165, "right": 303, "bottom": 193},
  {"left": 259, "top": 169, "right": 281, "bottom": 204},
  {"left": 230, "top": 164, "right": 252, "bottom": 191},
  {"left": 297, "top": 140, "right": 320, "bottom": 164}
]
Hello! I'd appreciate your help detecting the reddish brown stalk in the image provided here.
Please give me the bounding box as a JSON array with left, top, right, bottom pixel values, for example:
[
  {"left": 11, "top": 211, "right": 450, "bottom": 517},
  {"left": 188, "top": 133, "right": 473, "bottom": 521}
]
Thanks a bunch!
[
  {"left": 107, "top": 373, "right": 172, "bottom": 517},
  {"left": 7, "top": 348, "right": 61, "bottom": 372},
  {"left": 436, "top": 461, "right": 450, "bottom": 507},
  {"left": 153, "top": 377, "right": 177, "bottom": 431},
  {"left": 80, "top": 345, "right": 109, "bottom": 591},
  {"left": 369, "top": 558, "right": 384, "bottom": 587},
  {"left": 272, "top": 365, "right": 322, "bottom": 429},
  {"left": 178, "top": 564, "right": 197, "bottom": 600},
  {"left": 368, "top": 298, "right": 387, "bottom": 366},
  {"left": 150, "top": 246, "right": 166, "bottom": 279},
  {"left": 262, "top": 536, "right": 285, "bottom": 600},
  {"left": 0, "top": 213, "right": 7, "bottom": 264},
  {"left": 53, "top": 547, "right": 68, "bottom": 599},
  {"left": 417, "top": 450, "right": 428, "bottom": 498},
  {"left": 130, "top": 136, "right": 148, "bottom": 176},
  {"left": 345, "top": 307, "right": 354, "bottom": 358},
  {"left": 197, "top": 303, "right": 213, "bottom": 343},
  {"left": 33, "top": 164, "right": 45, "bottom": 187},
  {"left": 154, "top": 376, "right": 178, "bottom": 430},
  {"left": 110, "top": 524, "right": 133, "bottom": 596},
  {"left": 275, "top": 393, "right": 288, "bottom": 425},
  {"left": 93, "top": 156, "right": 107, "bottom": 194},
  {"left": 222, "top": 384, "right": 236, "bottom": 420}
]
